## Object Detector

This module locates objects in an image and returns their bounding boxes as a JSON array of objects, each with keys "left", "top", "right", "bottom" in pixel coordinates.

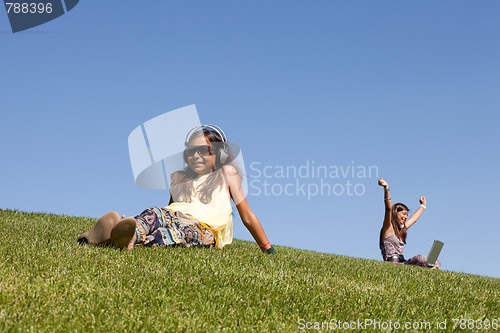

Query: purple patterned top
[{"left": 380, "top": 234, "right": 404, "bottom": 260}]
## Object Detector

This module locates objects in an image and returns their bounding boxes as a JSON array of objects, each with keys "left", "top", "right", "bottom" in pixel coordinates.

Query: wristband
[
  {"left": 420, "top": 204, "right": 426, "bottom": 209},
  {"left": 384, "top": 187, "right": 390, "bottom": 192},
  {"left": 384, "top": 197, "right": 391, "bottom": 201},
  {"left": 264, "top": 246, "right": 276, "bottom": 254}
]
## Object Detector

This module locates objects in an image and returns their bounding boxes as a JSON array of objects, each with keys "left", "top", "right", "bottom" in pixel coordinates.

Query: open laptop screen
[{"left": 427, "top": 240, "right": 444, "bottom": 266}]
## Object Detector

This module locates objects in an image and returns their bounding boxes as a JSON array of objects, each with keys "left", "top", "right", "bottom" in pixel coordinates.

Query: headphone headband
[{"left": 184, "top": 124, "right": 228, "bottom": 146}]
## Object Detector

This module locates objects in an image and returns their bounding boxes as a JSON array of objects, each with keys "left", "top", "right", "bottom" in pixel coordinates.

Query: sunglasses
[{"left": 184, "top": 145, "right": 213, "bottom": 157}]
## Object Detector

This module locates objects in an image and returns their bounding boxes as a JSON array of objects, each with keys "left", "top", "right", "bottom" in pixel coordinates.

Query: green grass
[{"left": 0, "top": 209, "right": 499, "bottom": 332}]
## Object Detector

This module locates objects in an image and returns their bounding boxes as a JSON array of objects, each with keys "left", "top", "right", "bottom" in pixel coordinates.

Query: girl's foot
[
  {"left": 126, "top": 233, "right": 137, "bottom": 250},
  {"left": 76, "top": 211, "right": 120, "bottom": 245},
  {"left": 110, "top": 217, "right": 136, "bottom": 249}
]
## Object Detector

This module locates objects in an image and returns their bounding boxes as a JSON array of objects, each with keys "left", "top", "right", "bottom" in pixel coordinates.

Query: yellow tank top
[{"left": 166, "top": 173, "right": 233, "bottom": 248}]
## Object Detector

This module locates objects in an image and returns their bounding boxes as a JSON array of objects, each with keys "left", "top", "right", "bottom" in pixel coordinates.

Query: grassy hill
[{"left": 0, "top": 209, "right": 499, "bottom": 332}]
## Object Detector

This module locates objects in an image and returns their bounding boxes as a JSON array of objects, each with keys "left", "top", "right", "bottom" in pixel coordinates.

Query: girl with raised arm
[
  {"left": 378, "top": 177, "right": 439, "bottom": 268},
  {"left": 77, "top": 125, "right": 275, "bottom": 254}
]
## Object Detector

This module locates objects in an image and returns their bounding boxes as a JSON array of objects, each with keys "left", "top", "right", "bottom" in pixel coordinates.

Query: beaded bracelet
[{"left": 259, "top": 241, "right": 270, "bottom": 248}]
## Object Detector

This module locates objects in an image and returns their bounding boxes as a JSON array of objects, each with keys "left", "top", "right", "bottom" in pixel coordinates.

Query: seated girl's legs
[
  {"left": 116, "top": 207, "right": 215, "bottom": 249},
  {"left": 404, "top": 255, "right": 441, "bottom": 269},
  {"left": 131, "top": 207, "right": 184, "bottom": 247},
  {"left": 133, "top": 207, "right": 165, "bottom": 245},
  {"left": 404, "top": 254, "right": 428, "bottom": 267},
  {"left": 173, "top": 210, "right": 215, "bottom": 248}
]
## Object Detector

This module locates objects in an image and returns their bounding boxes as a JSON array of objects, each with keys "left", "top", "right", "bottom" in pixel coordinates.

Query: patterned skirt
[{"left": 134, "top": 207, "right": 215, "bottom": 248}]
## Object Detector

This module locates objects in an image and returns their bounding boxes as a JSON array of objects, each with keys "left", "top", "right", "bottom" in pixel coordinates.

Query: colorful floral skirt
[{"left": 134, "top": 207, "right": 215, "bottom": 248}]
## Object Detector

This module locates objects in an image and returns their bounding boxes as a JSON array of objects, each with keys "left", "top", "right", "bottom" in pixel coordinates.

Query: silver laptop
[{"left": 427, "top": 240, "right": 444, "bottom": 267}]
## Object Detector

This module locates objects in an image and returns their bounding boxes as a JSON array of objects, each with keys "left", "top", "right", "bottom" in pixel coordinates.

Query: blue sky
[{"left": 1, "top": 1, "right": 499, "bottom": 278}]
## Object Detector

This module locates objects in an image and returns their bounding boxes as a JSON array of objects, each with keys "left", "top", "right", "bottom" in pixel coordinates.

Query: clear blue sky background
[{"left": 1, "top": 1, "right": 499, "bottom": 278}]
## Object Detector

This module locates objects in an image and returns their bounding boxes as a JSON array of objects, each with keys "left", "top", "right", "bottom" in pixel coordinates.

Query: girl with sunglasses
[
  {"left": 378, "top": 177, "right": 440, "bottom": 268},
  {"left": 77, "top": 126, "right": 275, "bottom": 254}
]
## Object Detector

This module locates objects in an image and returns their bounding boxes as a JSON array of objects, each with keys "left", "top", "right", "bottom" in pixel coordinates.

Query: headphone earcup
[
  {"left": 183, "top": 150, "right": 188, "bottom": 163},
  {"left": 218, "top": 144, "right": 229, "bottom": 164}
]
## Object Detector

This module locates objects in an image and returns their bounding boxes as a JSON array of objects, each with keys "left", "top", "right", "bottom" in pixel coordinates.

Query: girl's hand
[
  {"left": 378, "top": 178, "right": 389, "bottom": 188},
  {"left": 419, "top": 196, "right": 426, "bottom": 206}
]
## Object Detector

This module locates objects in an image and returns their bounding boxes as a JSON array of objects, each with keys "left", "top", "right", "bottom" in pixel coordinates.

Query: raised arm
[
  {"left": 378, "top": 178, "right": 392, "bottom": 235},
  {"left": 405, "top": 196, "right": 426, "bottom": 229}
]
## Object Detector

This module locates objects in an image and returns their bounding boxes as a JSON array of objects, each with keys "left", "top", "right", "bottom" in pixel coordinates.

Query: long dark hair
[
  {"left": 170, "top": 128, "right": 241, "bottom": 204},
  {"left": 379, "top": 202, "right": 409, "bottom": 244},
  {"left": 391, "top": 202, "right": 409, "bottom": 243}
]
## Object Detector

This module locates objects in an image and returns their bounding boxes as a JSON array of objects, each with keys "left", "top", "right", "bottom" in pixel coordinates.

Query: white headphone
[{"left": 184, "top": 124, "right": 230, "bottom": 164}]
